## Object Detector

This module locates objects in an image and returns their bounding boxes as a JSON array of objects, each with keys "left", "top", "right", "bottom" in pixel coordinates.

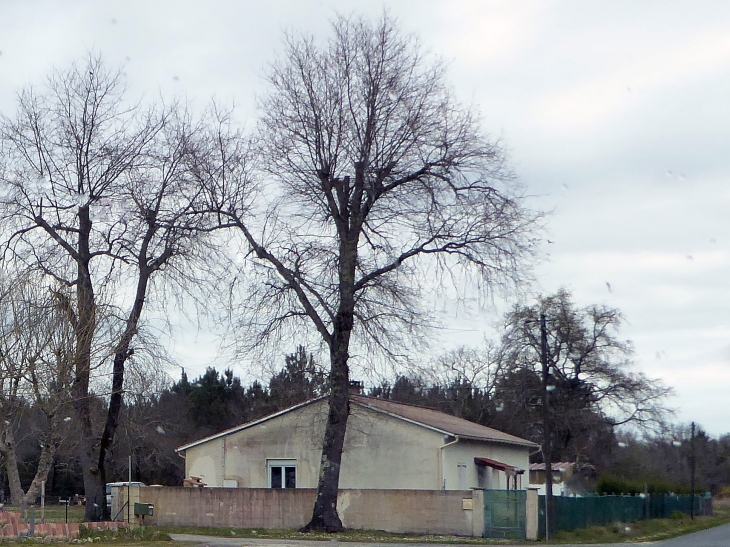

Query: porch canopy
[{"left": 474, "top": 457, "right": 525, "bottom": 490}]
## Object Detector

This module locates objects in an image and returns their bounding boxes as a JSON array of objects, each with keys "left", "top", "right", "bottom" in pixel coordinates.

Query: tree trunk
[
  {"left": 78, "top": 443, "right": 104, "bottom": 521},
  {"left": 0, "top": 429, "right": 25, "bottom": 506},
  {"left": 97, "top": 270, "right": 150, "bottom": 519},
  {"left": 301, "top": 223, "right": 359, "bottom": 532},
  {"left": 301, "top": 334, "right": 350, "bottom": 532},
  {"left": 0, "top": 427, "right": 59, "bottom": 508},
  {"left": 96, "top": 349, "right": 132, "bottom": 519},
  {"left": 72, "top": 206, "right": 107, "bottom": 521},
  {"left": 21, "top": 437, "right": 58, "bottom": 506},
  {"left": 298, "top": 206, "right": 363, "bottom": 533},
  {"left": 96, "top": 351, "right": 125, "bottom": 519}
]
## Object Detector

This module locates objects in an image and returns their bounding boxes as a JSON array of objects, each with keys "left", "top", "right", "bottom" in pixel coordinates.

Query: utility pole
[
  {"left": 540, "top": 312, "right": 553, "bottom": 541},
  {"left": 690, "top": 421, "right": 695, "bottom": 520}
]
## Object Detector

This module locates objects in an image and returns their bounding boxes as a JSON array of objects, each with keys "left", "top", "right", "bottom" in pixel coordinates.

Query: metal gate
[{"left": 483, "top": 489, "right": 526, "bottom": 540}]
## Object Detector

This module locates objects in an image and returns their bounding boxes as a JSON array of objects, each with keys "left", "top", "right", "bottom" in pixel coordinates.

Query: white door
[{"left": 457, "top": 463, "right": 467, "bottom": 490}]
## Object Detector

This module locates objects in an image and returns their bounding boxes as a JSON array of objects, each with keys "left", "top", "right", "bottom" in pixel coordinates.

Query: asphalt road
[
  {"left": 170, "top": 522, "right": 730, "bottom": 547},
  {"left": 655, "top": 522, "right": 730, "bottom": 546}
]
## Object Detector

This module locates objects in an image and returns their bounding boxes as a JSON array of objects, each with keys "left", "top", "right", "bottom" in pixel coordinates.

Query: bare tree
[
  {"left": 498, "top": 288, "right": 673, "bottom": 460},
  {"left": 0, "top": 272, "right": 74, "bottom": 507},
  {"left": 0, "top": 56, "right": 212, "bottom": 519},
  {"left": 197, "top": 14, "right": 538, "bottom": 531},
  {"left": 422, "top": 344, "right": 503, "bottom": 420},
  {"left": 427, "top": 344, "right": 502, "bottom": 392}
]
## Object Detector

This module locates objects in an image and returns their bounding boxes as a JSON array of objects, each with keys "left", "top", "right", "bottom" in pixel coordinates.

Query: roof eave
[
  {"left": 352, "top": 399, "right": 537, "bottom": 448},
  {"left": 457, "top": 434, "right": 540, "bottom": 448}
]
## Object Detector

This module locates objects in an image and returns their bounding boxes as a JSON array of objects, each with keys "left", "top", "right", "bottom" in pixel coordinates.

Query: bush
[
  {"left": 596, "top": 475, "right": 642, "bottom": 495},
  {"left": 595, "top": 474, "right": 704, "bottom": 496}
]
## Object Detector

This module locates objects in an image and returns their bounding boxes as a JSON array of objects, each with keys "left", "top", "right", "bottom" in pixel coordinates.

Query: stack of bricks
[
  {"left": 0, "top": 512, "right": 29, "bottom": 538},
  {"left": 0, "top": 512, "right": 129, "bottom": 539}
]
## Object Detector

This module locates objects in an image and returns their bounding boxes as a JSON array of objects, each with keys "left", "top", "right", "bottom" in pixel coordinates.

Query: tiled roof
[
  {"left": 176, "top": 393, "right": 539, "bottom": 453},
  {"left": 529, "top": 462, "right": 574, "bottom": 472},
  {"left": 351, "top": 395, "right": 539, "bottom": 448}
]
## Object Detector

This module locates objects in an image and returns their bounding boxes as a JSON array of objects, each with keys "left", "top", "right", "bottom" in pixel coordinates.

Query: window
[{"left": 267, "top": 459, "right": 296, "bottom": 489}]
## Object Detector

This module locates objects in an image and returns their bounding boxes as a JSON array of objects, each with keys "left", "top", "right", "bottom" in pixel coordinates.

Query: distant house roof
[
  {"left": 529, "top": 462, "right": 575, "bottom": 472},
  {"left": 351, "top": 395, "right": 538, "bottom": 448},
  {"left": 176, "top": 394, "right": 538, "bottom": 454}
]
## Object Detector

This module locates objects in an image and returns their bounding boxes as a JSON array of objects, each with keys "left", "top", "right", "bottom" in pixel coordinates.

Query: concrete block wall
[
  {"left": 338, "top": 489, "right": 474, "bottom": 535},
  {"left": 139, "top": 487, "right": 478, "bottom": 536},
  {"left": 139, "top": 487, "right": 317, "bottom": 529}
]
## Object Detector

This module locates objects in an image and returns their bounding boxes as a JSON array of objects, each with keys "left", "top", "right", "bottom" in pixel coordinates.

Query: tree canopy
[{"left": 495, "top": 289, "right": 673, "bottom": 464}]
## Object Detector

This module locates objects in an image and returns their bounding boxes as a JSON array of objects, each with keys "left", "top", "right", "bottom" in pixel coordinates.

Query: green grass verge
[
  {"left": 79, "top": 526, "right": 171, "bottom": 543},
  {"left": 1, "top": 504, "right": 86, "bottom": 523},
  {"left": 552, "top": 507, "right": 730, "bottom": 544},
  {"left": 159, "top": 508, "right": 730, "bottom": 545},
  {"left": 158, "top": 526, "right": 510, "bottom": 544}
]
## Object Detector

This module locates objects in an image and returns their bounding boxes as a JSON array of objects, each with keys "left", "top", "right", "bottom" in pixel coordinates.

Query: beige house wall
[
  {"left": 442, "top": 439, "right": 530, "bottom": 491},
  {"left": 186, "top": 402, "right": 327, "bottom": 489},
  {"left": 340, "top": 404, "right": 442, "bottom": 489},
  {"left": 183, "top": 400, "right": 529, "bottom": 492},
  {"left": 184, "top": 400, "right": 446, "bottom": 490},
  {"left": 186, "top": 438, "right": 226, "bottom": 487}
]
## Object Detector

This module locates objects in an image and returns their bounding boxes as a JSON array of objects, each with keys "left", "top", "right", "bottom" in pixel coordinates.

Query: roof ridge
[{"left": 350, "top": 393, "right": 444, "bottom": 412}]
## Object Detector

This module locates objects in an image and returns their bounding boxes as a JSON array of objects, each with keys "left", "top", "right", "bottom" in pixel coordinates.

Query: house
[
  {"left": 528, "top": 462, "right": 576, "bottom": 496},
  {"left": 176, "top": 394, "right": 538, "bottom": 491}
]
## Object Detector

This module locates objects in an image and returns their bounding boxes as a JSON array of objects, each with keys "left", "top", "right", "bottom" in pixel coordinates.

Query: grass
[
  {"left": 1, "top": 504, "right": 86, "bottom": 523},
  {"left": 552, "top": 506, "right": 730, "bottom": 544},
  {"left": 159, "top": 507, "right": 730, "bottom": 545},
  {"left": 79, "top": 525, "right": 171, "bottom": 543},
  {"left": 158, "top": 526, "right": 507, "bottom": 544}
]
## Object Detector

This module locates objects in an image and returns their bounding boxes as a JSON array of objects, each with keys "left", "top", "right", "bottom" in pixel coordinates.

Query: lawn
[
  {"left": 1, "top": 503, "right": 86, "bottom": 523},
  {"left": 157, "top": 526, "right": 497, "bottom": 544},
  {"left": 157, "top": 506, "right": 730, "bottom": 545},
  {"left": 552, "top": 506, "right": 730, "bottom": 544}
]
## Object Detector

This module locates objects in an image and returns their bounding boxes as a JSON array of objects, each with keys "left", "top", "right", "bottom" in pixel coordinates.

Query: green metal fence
[
  {"left": 483, "top": 489, "right": 526, "bottom": 540},
  {"left": 537, "top": 493, "right": 713, "bottom": 538}
]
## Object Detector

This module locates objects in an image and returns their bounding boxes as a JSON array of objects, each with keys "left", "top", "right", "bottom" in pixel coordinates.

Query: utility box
[{"left": 134, "top": 503, "right": 154, "bottom": 517}]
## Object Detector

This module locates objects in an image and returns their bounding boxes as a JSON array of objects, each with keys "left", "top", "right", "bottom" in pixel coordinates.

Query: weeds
[{"left": 553, "top": 507, "right": 730, "bottom": 544}]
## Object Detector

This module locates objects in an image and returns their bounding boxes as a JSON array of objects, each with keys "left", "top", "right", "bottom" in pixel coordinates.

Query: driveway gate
[{"left": 483, "top": 489, "right": 526, "bottom": 540}]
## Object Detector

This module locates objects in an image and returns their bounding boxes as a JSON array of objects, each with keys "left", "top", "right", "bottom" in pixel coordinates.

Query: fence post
[
  {"left": 526, "top": 488, "right": 539, "bottom": 540},
  {"left": 471, "top": 489, "right": 485, "bottom": 537}
]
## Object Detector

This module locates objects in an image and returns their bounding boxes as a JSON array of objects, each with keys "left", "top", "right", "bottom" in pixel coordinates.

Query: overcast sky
[{"left": 1, "top": 1, "right": 728, "bottom": 436}]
